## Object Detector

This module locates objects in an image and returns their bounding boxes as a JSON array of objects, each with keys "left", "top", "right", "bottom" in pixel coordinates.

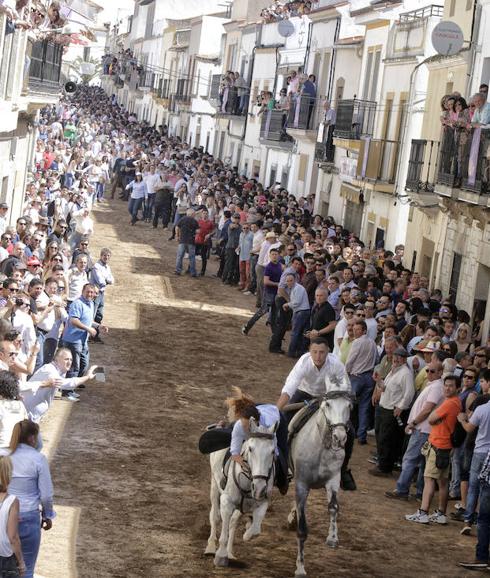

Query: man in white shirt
[
  {"left": 386, "top": 360, "right": 444, "bottom": 500},
  {"left": 0, "top": 203, "right": 8, "bottom": 236},
  {"left": 23, "top": 347, "right": 98, "bottom": 410},
  {"left": 276, "top": 338, "right": 355, "bottom": 490},
  {"left": 370, "top": 347, "right": 415, "bottom": 477}
]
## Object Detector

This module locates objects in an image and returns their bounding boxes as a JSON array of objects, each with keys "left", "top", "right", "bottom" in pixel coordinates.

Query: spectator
[
  {"left": 406, "top": 375, "right": 462, "bottom": 525},
  {"left": 345, "top": 320, "right": 378, "bottom": 445},
  {"left": 0, "top": 455, "right": 25, "bottom": 577}
]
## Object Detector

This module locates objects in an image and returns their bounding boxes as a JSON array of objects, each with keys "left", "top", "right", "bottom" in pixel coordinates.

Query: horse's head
[
  {"left": 244, "top": 419, "right": 277, "bottom": 501},
  {"left": 320, "top": 390, "right": 353, "bottom": 451}
]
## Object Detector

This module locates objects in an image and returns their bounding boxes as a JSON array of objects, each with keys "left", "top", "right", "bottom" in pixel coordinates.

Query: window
[
  {"left": 281, "top": 168, "right": 289, "bottom": 188},
  {"left": 145, "top": 2, "right": 155, "bottom": 38},
  {"left": 449, "top": 0, "right": 456, "bottom": 16},
  {"left": 449, "top": 252, "right": 462, "bottom": 301},
  {"left": 466, "top": 0, "right": 473, "bottom": 9},
  {"left": 362, "top": 49, "right": 381, "bottom": 102}
]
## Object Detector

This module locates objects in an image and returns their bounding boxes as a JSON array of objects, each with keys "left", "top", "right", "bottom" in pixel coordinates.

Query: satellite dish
[
  {"left": 431, "top": 21, "right": 464, "bottom": 56},
  {"left": 278, "top": 19, "right": 295, "bottom": 38}
]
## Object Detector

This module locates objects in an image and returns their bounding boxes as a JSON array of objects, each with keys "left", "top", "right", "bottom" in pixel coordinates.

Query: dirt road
[{"left": 47, "top": 199, "right": 477, "bottom": 578}]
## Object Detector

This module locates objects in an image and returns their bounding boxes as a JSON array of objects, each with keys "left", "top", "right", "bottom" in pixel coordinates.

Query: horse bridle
[
  {"left": 319, "top": 390, "right": 353, "bottom": 443},
  {"left": 232, "top": 431, "right": 275, "bottom": 512}
]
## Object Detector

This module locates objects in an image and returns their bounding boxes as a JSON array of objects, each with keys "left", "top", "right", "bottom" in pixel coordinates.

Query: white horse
[
  {"left": 288, "top": 390, "right": 353, "bottom": 578},
  {"left": 205, "top": 419, "right": 277, "bottom": 567}
]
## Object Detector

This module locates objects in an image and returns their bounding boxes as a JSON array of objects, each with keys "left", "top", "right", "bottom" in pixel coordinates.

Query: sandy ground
[{"left": 37, "top": 198, "right": 481, "bottom": 578}]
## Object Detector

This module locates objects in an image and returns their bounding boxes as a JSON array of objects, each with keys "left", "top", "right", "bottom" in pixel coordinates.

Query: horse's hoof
[
  {"left": 204, "top": 547, "right": 216, "bottom": 557},
  {"left": 243, "top": 529, "right": 259, "bottom": 542},
  {"left": 214, "top": 556, "right": 229, "bottom": 567},
  {"left": 326, "top": 537, "right": 338, "bottom": 549},
  {"left": 295, "top": 573, "right": 307, "bottom": 578}
]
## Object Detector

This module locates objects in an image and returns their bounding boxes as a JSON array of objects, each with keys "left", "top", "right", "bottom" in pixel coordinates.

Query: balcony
[
  {"left": 333, "top": 99, "right": 377, "bottom": 141},
  {"left": 286, "top": 95, "right": 320, "bottom": 143},
  {"left": 405, "top": 128, "right": 490, "bottom": 207},
  {"left": 405, "top": 139, "right": 440, "bottom": 193},
  {"left": 259, "top": 109, "right": 294, "bottom": 148},
  {"left": 209, "top": 75, "right": 250, "bottom": 118},
  {"left": 28, "top": 41, "right": 62, "bottom": 94},
  {"left": 356, "top": 139, "right": 399, "bottom": 188}
]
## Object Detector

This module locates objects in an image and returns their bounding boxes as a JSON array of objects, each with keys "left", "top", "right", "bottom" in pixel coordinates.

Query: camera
[{"left": 15, "top": 298, "right": 25, "bottom": 307}]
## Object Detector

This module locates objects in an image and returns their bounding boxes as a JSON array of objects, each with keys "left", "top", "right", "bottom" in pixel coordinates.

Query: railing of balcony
[
  {"left": 287, "top": 95, "right": 318, "bottom": 131},
  {"left": 405, "top": 139, "right": 440, "bottom": 193},
  {"left": 398, "top": 4, "right": 443, "bottom": 21},
  {"left": 260, "top": 109, "right": 289, "bottom": 142},
  {"left": 333, "top": 99, "right": 377, "bottom": 140},
  {"left": 405, "top": 128, "right": 490, "bottom": 195},
  {"left": 210, "top": 75, "right": 251, "bottom": 117},
  {"left": 28, "top": 40, "right": 62, "bottom": 91}
]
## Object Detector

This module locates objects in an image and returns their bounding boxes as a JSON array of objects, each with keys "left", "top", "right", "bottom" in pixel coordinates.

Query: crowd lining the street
[
  {"left": 1, "top": 78, "right": 490, "bottom": 574},
  {"left": 0, "top": 86, "right": 113, "bottom": 576}
]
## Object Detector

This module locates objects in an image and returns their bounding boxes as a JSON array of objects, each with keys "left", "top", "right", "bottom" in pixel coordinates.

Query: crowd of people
[
  {"left": 440, "top": 83, "right": 490, "bottom": 188},
  {"left": 0, "top": 86, "right": 114, "bottom": 576},
  {"left": 260, "top": 0, "right": 318, "bottom": 22},
  {"left": 96, "top": 85, "right": 490, "bottom": 567},
  {"left": 1, "top": 76, "right": 488, "bottom": 574}
]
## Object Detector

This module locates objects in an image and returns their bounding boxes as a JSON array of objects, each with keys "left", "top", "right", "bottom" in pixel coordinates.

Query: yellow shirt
[
  {"left": 415, "top": 366, "right": 428, "bottom": 392},
  {"left": 340, "top": 337, "right": 354, "bottom": 365}
]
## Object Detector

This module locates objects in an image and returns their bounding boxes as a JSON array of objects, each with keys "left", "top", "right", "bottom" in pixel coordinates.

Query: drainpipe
[
  {"left": 327, "top": 17, "right": 341, "bottom": 102},
  {"left": 465, "top": 0, "right": 482, "bottom": 98}
]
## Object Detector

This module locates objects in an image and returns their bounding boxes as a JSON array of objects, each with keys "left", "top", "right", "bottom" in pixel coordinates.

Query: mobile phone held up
[{"left": 94, "top": 367, "right": 106, "bottom": 382}]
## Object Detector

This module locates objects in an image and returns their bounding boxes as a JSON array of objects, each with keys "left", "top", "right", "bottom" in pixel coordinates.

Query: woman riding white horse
[{"left": 205, "top": 388, "right": 285, "bottom": 566}]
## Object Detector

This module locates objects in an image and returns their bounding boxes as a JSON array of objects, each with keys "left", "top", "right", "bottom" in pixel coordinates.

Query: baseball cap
[{"left": 0, "top": 203, "right": 8, "bottom": 210}]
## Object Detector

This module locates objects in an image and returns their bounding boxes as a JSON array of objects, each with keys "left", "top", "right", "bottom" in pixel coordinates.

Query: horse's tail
[{"left": 225, "top": 386, "right": 255, "bottom": 421}]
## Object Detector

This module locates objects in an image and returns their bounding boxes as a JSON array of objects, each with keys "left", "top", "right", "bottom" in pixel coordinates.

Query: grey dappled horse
[
  {"left": 205, "top": 419, "right": 277, "bottom": 567},
  {"left": 288, "top": 389, "right": 353, "bottom": 578}
]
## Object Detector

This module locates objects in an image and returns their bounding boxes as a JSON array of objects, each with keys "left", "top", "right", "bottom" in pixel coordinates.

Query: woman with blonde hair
[
  {"left": 8, "top": 421, "right": 55, "bottom": 578},
  {"left": 0, "top": 455, "right": 25, "bottom": 576},
  {"left": 455, "top": 322, "right": 473, "bottom": 353}
]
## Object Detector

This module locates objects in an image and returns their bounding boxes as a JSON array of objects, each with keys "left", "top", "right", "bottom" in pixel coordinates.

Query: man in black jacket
[{"left": 306, "top": 286, "right": 337, "bottom": 352}]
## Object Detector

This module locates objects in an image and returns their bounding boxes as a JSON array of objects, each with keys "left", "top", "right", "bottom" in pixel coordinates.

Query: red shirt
[{"left": 195, "top": 219, "right": 214, "bottom": 244}]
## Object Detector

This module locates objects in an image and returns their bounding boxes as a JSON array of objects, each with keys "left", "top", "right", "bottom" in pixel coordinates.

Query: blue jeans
[
  {"left": 450, "top": 444, "right": 464, "bottom": 497},
  {"left": 64, "top": 172, "right": 74, "bottom": 189},
  {"left": 175, "top": 244, "right": 196, "bottom": 276},
  {"left": 244, "top": 291, "right": 275, "bottom": 334},
  {"left": 465, "top": 452, "right": 487, "bottom": 524},
  {"left": 93, "top": 291, "right": 105, "bottom": 324},
  {"left": 96, "top": 182, "right": 105, "bottom": 200},
  {"left": 0, "top": 553, "right": 18, "bottom": 576},
  {"left": 60, "top": 340, "right": 89, "bottom": 378},
  {"left": 143, "top": 194, "right": 155, "bottom": 220},
  {"left": 349, "top": 372, "right": 374, "bottom": 442},
  {"left": 19, "top": 510, "right": 41, "bottom": 578},
  {"left": 288, "top": 310, "right": 310, "bottom": 357},
  {"left": 477, "top": 482, "right": 490, "bottom": 562},
  {"left": 128, "top": 197, "right": 144, "bottom": 224},
  {"left": 396, "top": 429, "right": 428, "bottom": 496}
]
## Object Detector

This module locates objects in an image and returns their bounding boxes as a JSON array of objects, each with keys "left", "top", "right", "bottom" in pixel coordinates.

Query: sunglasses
[
  {"left": 475, "top": 353, "right": 487, "bottom": 358},
  {"left": 57, "top": 286, "right": 65, "bottom": 291},
  {"left": 3, "top": 237, "right": 11, "bottom": 241},
  {"left": 18, "top": 222, "right": 27, "bottom": 226},
  {"left": 8, "top": 288, "right": 18, "bottom": 292},
  {"left": 464, "top": 374, "right": 476, "bottom": 379},
  {"left": 427, "top": 369, "right": 439, "bottom": 374}
]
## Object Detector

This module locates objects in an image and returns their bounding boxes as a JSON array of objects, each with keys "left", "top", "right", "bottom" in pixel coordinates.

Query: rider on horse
[
  {"left": 226, "top": 387, "right": 289, "bottom": 494},
  {"left": 276, "top": 337, "right": 357, "bottom": 491}
]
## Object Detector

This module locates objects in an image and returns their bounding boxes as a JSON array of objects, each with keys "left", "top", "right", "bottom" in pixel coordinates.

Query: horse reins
[{"left": 232, "top": 431, "right": 275, "bottom": 514}]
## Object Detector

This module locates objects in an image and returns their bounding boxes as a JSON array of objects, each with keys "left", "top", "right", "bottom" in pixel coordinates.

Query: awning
[{"left": 340, "top": 183, "right": 362, "bottom": 204}]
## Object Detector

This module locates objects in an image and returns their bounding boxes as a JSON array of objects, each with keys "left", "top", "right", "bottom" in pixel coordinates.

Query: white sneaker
[
  {"left": 429, "top": 510, "right": 447, "bottom": 525},
  {"left": 405, "top": 509, "right": 429, "bottom": 524},
  {"left": 243, "top": 291, "right": 252, "bottom": 295},
  {"left": 367, "top": 429, "right": 375, "bottom": 437},
  {"left": 461, "top": 525, "right": 472, "bottom": 535}
]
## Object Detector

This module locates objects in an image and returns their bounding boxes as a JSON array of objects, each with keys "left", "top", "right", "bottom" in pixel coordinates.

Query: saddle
[{"left": 287, "top": 399, "right": 320, "bottom": 446}]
